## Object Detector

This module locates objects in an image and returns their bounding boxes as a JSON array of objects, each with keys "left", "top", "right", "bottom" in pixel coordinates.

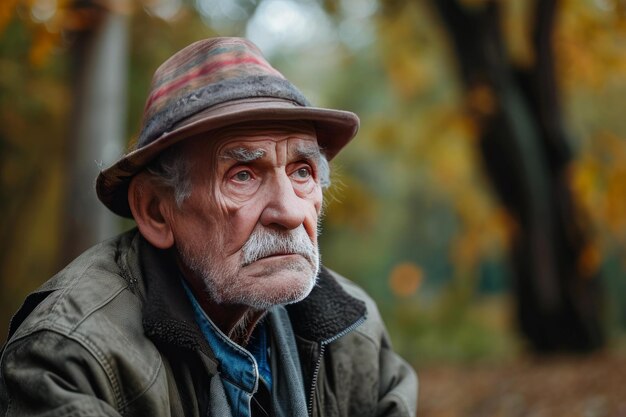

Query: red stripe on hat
[{"left": 145, "top": 56, "right": 279, "bottom": 112}]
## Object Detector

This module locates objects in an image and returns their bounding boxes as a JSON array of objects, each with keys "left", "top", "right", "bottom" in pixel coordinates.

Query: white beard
[{"left": 178, "top": 224, "right": 319, "bottom": 309}]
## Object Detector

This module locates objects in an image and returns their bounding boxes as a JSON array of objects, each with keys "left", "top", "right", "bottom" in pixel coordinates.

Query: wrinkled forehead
[
  {"left": 184, "top": 120, "right": 320, "bottom": 158},
  {"left": 214, "top": 120, "right": 318, "bottom": 148},
  {"left": 176, "top": 120, "right": 322, "bottom": 165}
]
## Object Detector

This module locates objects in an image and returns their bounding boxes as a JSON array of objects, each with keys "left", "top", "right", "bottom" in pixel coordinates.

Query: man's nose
[{"left": 259, "top": 172, "right": 306, "bottom": 231}]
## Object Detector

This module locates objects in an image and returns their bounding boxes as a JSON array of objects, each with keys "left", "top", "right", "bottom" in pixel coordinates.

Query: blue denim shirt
[{"left": 182, "top": 282, "right": 271, "bottom": 417}]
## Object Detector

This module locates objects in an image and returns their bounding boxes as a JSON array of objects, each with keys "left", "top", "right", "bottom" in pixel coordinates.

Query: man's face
[{"left": 167, "top": 121, "right": 324, "bottom": 310}]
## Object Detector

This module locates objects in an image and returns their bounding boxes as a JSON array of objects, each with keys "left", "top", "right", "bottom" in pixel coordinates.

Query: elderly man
[{"left": 0, "top": 38, "right": 417, "bottom": 416}]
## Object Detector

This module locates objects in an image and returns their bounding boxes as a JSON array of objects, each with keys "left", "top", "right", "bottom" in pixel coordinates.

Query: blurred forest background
[{"left": 2, "top": 0, "right": 626, "bottom": 415}]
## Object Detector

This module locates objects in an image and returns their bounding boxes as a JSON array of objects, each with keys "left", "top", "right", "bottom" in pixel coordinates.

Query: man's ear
[{"left": 128, "top": 173, "right": 175, "bottom": 249}]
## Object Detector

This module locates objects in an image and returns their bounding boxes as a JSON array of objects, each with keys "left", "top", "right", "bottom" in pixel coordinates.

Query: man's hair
[
  {"left": 146, "top": 145, "right": 331, "bottom": 209},
  {"left": 146, "top": 145, "right": 193, "bottom": 207}
]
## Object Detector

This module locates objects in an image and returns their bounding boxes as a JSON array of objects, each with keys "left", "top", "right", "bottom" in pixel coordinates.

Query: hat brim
[{"left": 96, "top": 97, "right": 359, "bottom": 218}]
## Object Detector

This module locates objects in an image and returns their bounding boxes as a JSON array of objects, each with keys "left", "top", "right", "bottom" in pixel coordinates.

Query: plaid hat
[{"left": 96, "top": 37, "right": 359, "bottom": 218}]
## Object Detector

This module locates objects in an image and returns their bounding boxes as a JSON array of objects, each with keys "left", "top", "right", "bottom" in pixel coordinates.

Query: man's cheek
[
  {"left": 312, "top": 185, "right": 323, "bottom": 214},
  {"left": 225, "top": 204, "right": 263, "bottom": 244}
]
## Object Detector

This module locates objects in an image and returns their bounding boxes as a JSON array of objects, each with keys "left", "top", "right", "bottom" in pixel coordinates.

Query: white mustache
[{"left": 241, "top": 225, "right": 317, "bottom": 267}]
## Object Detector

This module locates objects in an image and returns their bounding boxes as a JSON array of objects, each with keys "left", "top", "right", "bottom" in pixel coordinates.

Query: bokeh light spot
[{"left": 389, "top": 262, "right": 423, "bottom": 298}]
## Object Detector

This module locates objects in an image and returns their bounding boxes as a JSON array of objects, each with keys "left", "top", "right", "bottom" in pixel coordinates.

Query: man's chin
[
  {"left": 244, "top": 276, "right": 316, "bottom": 309},
  {"left": 233, "top": 257, "right": 318, "bottom": 308},
  {"left": 244, "top": 254, "right": 316, "bottom": 277}
]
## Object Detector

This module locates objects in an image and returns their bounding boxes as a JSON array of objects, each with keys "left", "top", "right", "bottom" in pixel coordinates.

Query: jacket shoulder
[
  {"left": 318, "top": 270, "right": 418, "bottom": 417},
  {"left": 8, "top": 230, "right": 140, "bottom": 342},
  {"left": 2, "top": 230, "right": 165, "bottom": 413}
]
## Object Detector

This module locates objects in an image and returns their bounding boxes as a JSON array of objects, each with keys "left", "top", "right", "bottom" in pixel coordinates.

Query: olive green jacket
[{"left": 0, "top": 230, "right": 417, "bottom": 416}]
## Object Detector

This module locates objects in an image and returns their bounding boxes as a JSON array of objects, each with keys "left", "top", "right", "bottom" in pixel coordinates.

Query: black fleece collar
[
  {"left": 138, "top": 237, "right": 366, "bottom": 350},
  {"left": 139, "top": 238, "right": 210, "bottom": 354},
  {"left": 285, "top": 268, "right": 367, "bottom": 343}
]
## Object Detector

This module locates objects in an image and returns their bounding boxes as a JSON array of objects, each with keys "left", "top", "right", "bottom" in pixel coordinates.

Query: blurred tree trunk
[
  {"left": 429, "top": 0, "right": 604, "bottom": 352},
  {"left": 61, "top": 2, "right": 129, "bottom": 265}
]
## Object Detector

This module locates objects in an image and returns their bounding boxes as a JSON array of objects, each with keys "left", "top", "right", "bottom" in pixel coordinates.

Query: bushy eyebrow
[
  {"left": 219, "top": 144, "right": 321, "bottom": 163},
  {"left": 219, "top": 147, "right": 266, "bottom": 162},
  {"left": 292, "top": 144, "right": 321, "bottom": 162}
]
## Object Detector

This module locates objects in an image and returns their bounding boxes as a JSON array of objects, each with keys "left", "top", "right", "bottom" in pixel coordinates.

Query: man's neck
[
  {"left": 196, "top": 294, "right": 267, "bottom": 346},
  {"left": 177, "top": 259, "right": 266, "bottom": 346}
]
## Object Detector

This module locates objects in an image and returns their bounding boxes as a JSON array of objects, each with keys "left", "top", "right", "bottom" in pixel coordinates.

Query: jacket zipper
[{"left": 306, "top": 315, "right": 366, "bottom": 417}]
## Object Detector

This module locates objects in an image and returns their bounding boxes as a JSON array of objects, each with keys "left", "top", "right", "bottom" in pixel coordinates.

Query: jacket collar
[
  {"left": 285, "top": 268, "right": 367, "bottom": 343},
  {"left": 135, "top": 234, "right": 366, "bottom": 350},
  {"left": 137, "top": 236, "right": 211, "bottom": 354}
]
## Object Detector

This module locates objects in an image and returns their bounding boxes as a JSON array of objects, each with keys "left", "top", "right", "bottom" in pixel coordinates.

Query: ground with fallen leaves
[{"left": 416, "top": 352, "right": 626, "bottom": 417}]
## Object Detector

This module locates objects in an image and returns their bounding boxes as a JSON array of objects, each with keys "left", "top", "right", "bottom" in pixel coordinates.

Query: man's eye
[
  {"left": 234, "top": 171, "right": 252, "bottom": 181},
  {"left": 294, "top": 167, "right": 311, "bottom": 179}
]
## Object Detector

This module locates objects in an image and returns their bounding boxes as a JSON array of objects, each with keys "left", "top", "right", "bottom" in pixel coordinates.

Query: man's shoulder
[
  {"left": 1, "top": 230, "right": 167, "bottom": 413},
  {"left": 6, "top": 229, "right": 144, "bottom": 345}
]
